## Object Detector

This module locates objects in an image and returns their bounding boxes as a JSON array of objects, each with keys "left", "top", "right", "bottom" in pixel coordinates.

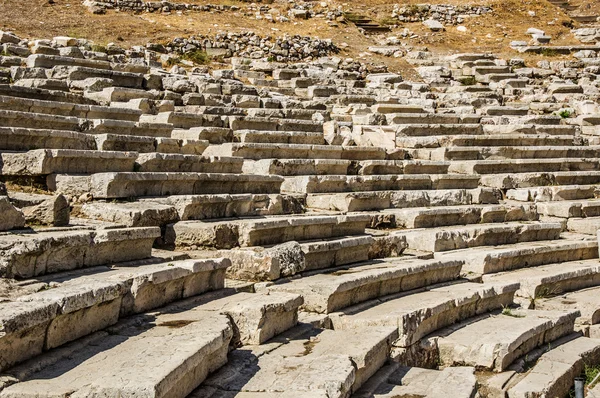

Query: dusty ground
[{"left": 0, "top": 0, "right": 586, "bottom": 77}]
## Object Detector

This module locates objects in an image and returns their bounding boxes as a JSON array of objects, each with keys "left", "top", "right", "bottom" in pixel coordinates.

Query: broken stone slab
[
  {"left": 166, "top": 214, "right": 369, "bottom": 250},
  {"left": 0, "top": 149, "right": 137, "bottom": 175},
  {"left": 1, "top": 311, "right": 233, "bottom": 398},
  {"left": 269, "top": 257, "right": 463, "bottom": 314},
  {"left": 0, "top": 197, "right": 25, "bottom": 232},
  {"left": 431, "top": 309, "right": 580, "bottom": 371},
  {"left": 398, "top": 221, "right": 562, "bottom": 252},
  {"left": 9, "top": 192, "right": 70, "bottom": 226},
  {"left": 223, "top": 235, "right": 376, "bottom": 281},
  {"left": 0, "top": 226, "right": 160, "bottom": 278}
]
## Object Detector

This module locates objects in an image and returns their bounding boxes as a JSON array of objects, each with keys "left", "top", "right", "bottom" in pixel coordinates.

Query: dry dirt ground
[{"left": 0, "top": 0, "right": 587, "bottom": 77}]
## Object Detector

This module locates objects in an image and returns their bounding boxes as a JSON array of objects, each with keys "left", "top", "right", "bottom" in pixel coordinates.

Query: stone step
[
  {"left": 142, "top": 111, "right": 224, "bottom": 129},
  {"left": 430, "top": 309, "right": 580, "bottom": 371},
  {"left": 537, "top": 199, "right": 600, "bottom": 218},
  {"left": 357, "top": 160, "right": 450, "bottom": 175},
  {"left": 49, "top": 65, "right": 145, "bottom": 89},
  {"left": 84, "top": 86, "right": 155, "bottom": 104},
  {"left": 269, "top": 257, "right": 464, "bottom": 314},
  {"left": 244, "top": 159, "right": 451, "bottom": 177},
  {"left": 416, "top": 146, "right": 600, "bottom": 161},
  {"left": 244, "top": 158, "right": 352, "bottom": 176},
  {"left": 205, "top": 142, "right": 387, "bottom": 161},
  {"left": 0, "top": 257, "right": 230, "bottom": 371},
  {"left": 86, "top": 119, "right": 173, "bottom": 137},
  {"left": 0, "top": 149, "right": 137, "bottom": 175},
  {"left": 0, "top": 95, "right": 141, "bottom": 121},
  {"left": 0, "top": 109, "right": 80, "bottom": 131},
  {"left": 483, "top": 105, "right": 530, "bottom": 116},
  {"left": 396, "top": 133, "right": 580, "bottom": 149},
  {"left": 484, "top": 259, "right": 600, "bottom": 302},
  {"left": 172, "top": 126, "right": 233, "bottom": 144},
  {"left": 135, "top": 153, "right": 243, "bottom": 173},
  {"left": 144, "top": 193, "right": 304, "bottom": 221},
  {"left": 1, "top": 288, "right": 304, "bottom": 398},
  {"left": 536, "top": 286, "right": 600, "bottom": 332},
  {"left": 387, "top": 114, "right": 481, "bottom": 125},
  {"left": 246, "top": 107, "right": 328, "bottom": 120},
  {"left": 480, "top": 171, "right": 600, "bottom": 189},
  {"left": 397, "top": 221, "right": 562, "bottom": 252},
  {"left": 506, "top": 337, "right": 600, "bottom": 398},
  {"left": 353, "top": 363, "right": 478, "bottom": 398},
  {"left": 381, "top": 203, "right": 537, "bottom": 229},
  {"left": 568, "top": 216, "right": 600, "bottom": 235},
  {"left": 0, "top": 127, "right": 96, "bottom": 151},
  {"left": 193, "top": 323, "right": 398, "bottom": 397},
  {"left": 233, "top": 129, "right": 325, "bottom": 145},
  {"left": 0, "top": 226, "right": 160, "bottom": 278},
  {"left": 224, "top": 233, "right": 405, "bottom": 281},
  {"left": 281, "top": 174, "right": 480, "bottom": 194},
  {"left": 482, "top": 124, "right": 578, "bottom": 136},
  {"left": 166, "top": 214, "right": 370, "bottom": 250},
  {"left": 449, "top": 158, "right": 600, "bottom": 175},
  {"left": 49, "top": 172, "right": 284, "bottom": 199},
  {"left": 395, "top": 124, "right": 483, "bottom": 139},
  {"left": 330, "top": 281, "right": 518, "bottom": 351},
  {"left": 507, "top": 185, "right": 600, "bottom": 202},
  {"left": 26, "top": 54, "right": 111, "bottom": 70},
  {"left": 94, "top": 134, "right": 203, "bottom": 154},
  {"left": 229, "top": 116, "right": 323, "bottom": 133},
  {"left": 306, "top": 187, "right": 500, "bottom": 212},
  {"left": 438, "top": 237, "right": 598, "bottom": 275},
  {"left": 0, "top": 84, "right": 94, "bottom": 105}
]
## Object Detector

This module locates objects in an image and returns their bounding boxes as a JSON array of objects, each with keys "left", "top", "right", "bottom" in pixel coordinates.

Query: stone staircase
[{"left": 1, "top": 31, "right": 600, "bottom": 398}]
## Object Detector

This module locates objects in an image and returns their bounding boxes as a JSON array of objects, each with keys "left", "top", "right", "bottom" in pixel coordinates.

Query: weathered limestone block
[
  {"left": 80, "top": 201, "right": 179, "bottom": 227},
  {"left": 0, "top": 227, "right": 160, "bottom": 278},
  {"left": 1, "top": 312, "right": 233, "bottom": 398},
  {"left": 9, "top": 192, "right": 70, "bottom": 226},
  {"left": 508, "top": 337, "right": 600, "bottom": 398},
  {"left": 0, "top": 196, "right": 25, "bottom": 231},
  {"left": 116, "top": 258, "right": 230, "bottom": 315}
]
